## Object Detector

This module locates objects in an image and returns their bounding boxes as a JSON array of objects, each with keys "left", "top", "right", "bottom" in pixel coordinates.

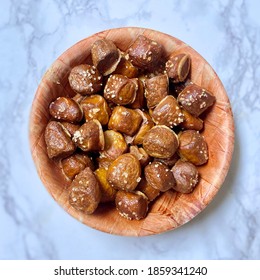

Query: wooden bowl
[{"left": 29, "top": 27, "right": 234, "bottom": 236}]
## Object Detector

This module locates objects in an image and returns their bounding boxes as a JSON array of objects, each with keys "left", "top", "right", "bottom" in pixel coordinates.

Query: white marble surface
[{"left": 0, "top": 0, "right": 259, "bottom": 260}]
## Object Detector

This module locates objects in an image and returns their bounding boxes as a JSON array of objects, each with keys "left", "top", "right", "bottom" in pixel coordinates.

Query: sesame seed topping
[{"left": 200, "top": 101, "right": 207, "bottom": 109}]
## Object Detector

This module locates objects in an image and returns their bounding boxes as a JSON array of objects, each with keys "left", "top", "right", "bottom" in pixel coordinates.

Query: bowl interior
[{"left": 29, "top": 27, "right": 234, "bottom": 236}]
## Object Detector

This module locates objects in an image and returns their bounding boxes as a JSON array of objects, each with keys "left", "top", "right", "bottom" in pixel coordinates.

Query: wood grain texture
[{"left": 29, "top": 27, "right": 235, "bottom": 236}]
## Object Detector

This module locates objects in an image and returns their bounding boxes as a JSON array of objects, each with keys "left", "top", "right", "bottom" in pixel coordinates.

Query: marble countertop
[{"left": 0, "top": 0, "right": 259, "bottom": 260}]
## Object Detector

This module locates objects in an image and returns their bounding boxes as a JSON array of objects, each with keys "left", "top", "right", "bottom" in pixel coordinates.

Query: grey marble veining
[{"left": 0, "top": 0, "right": 259, "bottom": 260}]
